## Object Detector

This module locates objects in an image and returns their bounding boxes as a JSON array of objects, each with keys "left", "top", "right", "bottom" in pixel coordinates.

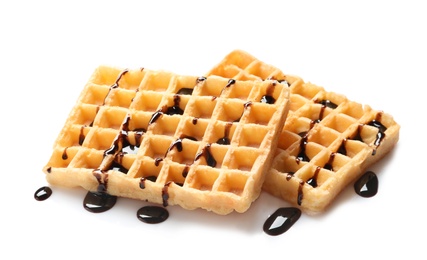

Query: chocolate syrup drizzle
[
  {"left": 217, "top": 122, "right": 232, "bottom": 145},
  {"left": 213, "top": 78, "right": 236, "bottom": 100},
  {"left": 102, "top": 69, "right": 129, "bottom": 105},
  {"left": 194, "top": 143, "right": 217, "bottom": 167}
]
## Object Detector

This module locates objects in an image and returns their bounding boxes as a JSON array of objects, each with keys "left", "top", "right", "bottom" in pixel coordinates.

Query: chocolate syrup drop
[
  {"left": 34, "top": 186, "right": 52, "bottom": 201},
  {"left": 137, "top": 206, "right": 169, "bottom": 224},
  {"left": 83, "top": 191, "right": 117, "bottom": 213},
  {"left": 354, "top": 171, "right": 378, "bottom": 197},
  {"left": 263, "top": 207, "right": 301, "bottom": 236}
]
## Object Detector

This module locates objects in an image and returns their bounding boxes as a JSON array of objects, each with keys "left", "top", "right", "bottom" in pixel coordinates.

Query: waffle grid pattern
[
  {"left": 43, "top": 65, "right": 290, "bottom": 215},
  {"left": 207, "top": 50, "right": 400, "bottom": 214}
]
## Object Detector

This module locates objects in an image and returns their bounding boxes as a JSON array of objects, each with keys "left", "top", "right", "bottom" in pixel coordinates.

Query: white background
[{"left": 1, "top": 1, "right": 425, "bottom": 259}]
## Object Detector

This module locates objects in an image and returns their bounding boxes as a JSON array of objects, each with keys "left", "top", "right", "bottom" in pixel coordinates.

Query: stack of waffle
[{"left": 43, "top": 50, "right": 399, "bottom": 215}]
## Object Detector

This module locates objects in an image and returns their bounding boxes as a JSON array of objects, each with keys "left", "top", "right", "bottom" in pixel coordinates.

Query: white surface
[{"left": 1, "top": 1, "right": 425, "bottom": 259}]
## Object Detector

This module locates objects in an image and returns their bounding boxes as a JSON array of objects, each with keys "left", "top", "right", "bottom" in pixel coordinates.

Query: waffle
[
  {"left": 207, "top": 50, "right": 400, "bottom": 214},
  {"left": 43, "top": 65, "right": 291, "bottom": 215}
]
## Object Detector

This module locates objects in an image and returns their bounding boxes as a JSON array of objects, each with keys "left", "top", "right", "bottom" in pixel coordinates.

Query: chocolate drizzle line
[
  {"left": 102, "top": 69, "right": 129, "bottom": 105},
  {"left": 162, "top": 181, "right": 172, "bottom": 206},
  {"left": 194, "top": 143, "right": 217, "bottom": 167},
  {"left": 213, "top": 78, "right": 236, "bottom": 100},
  {"left": 349, "top": 112, "right": 387, "bottom": 155},
  {"left": 260, "top": 82, "right": 276, "bottom": 104}
]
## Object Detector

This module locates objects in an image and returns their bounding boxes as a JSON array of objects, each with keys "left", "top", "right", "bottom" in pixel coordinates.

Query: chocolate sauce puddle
[
  {"left": 263, "top": 207, "right": 301, "bottom": 236},
  {"left": 83, "top": 191, "right": 117, "bottom": 213},
  {"left": 34, "top": 186, "right": 52, "bottom": 201},
  {"left": 137, "top": 206, "right": 169, "bottom": 224},
  {"left": 354, "top": 171, "right": 378, "bottom": 197}
]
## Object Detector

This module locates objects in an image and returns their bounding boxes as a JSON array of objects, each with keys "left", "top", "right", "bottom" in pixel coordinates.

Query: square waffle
[
  {"left": 43, "top": 65, "right": 290, "bottom": 215},
  {"left": 207, "top": 50, "right": 400, "bottom": 214}
]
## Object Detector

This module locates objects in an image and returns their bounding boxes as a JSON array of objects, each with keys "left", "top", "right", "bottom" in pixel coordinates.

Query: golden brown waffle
[
  {"left": 43, "top": 65, "right": 290, "bottom": 215},
  {"left": 207, "top": 50, "right": 400, "bottom": 214}
]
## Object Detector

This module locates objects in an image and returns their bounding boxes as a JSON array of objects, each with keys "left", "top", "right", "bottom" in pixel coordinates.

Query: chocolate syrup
[
  {"left": 354, "top": 171, "right": 378, "bottom": 197},
  {"left": 154, "top": 158, "right": 163, "bottom": 166},
  {"left": 324, "top": 153, "right": 335, "bottom": 171},
  {"left": 350, "top": 113, "right": 387, "bottom": 155},
  {"left": 166, "top": 95, "right": 184, "bottom": 115},
  {"left": 306, "top": 166, "right": 321, "bottom": 188},
  {"left": 312, "top": 100, "right": 338, "bottom": 124},
  {"left": 317, "top": 99, "right": 338, "bottom": 109},
  {"left": 195, "top": 143, "right": 217, "bottom": 167},
  {"left": 214, "top": 79, "right": 236, "bottom": 100},
  {"left": 149, "top": 106, "right": 167, "bottom": 125},
  {"left": 137, "top": 206, "right": 169, "bottom": 224},
  {"left": 103, "top": 69, "right": 128, "bottom": 105},
  {"left": 216, "top": 122, "right": 232, "bottom": 145},
  {"left": 34, "top": 186, "right": 52, "bottom": 201},
  {"left": 62, "top": 147, "right": 68, "bottom": 160},
  {"left": 108, "top": 156, "right": 128, "bottom": 174},
  {"left": 368, "top": 119, "right": 386, "bottom": 155},
  {"left": 296, "top": 133, "right": 309, "bottom": 163},
  {"left": 260, "top": 95, "right": 275, "bottom": 104},
  {"left": 83, "top": 191, "right": 117, "bottom": 213},
  {"left": 260, "top": 82, "right": 276, "bottom": 104},
  {"left": 263, "top": 207, "right": 301, "bottom": 236},
  {"left": 234, "top": 101, "right": 252, "bottom": 122},
  {"left": 162, "top": 181, "right": 172, "bottom": 207},
  {"left": 93, "top": 169, "right": 108, "bottom": 193},
  {"left": 104, "top": 133, "right": 122, "bottom": 156}
]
